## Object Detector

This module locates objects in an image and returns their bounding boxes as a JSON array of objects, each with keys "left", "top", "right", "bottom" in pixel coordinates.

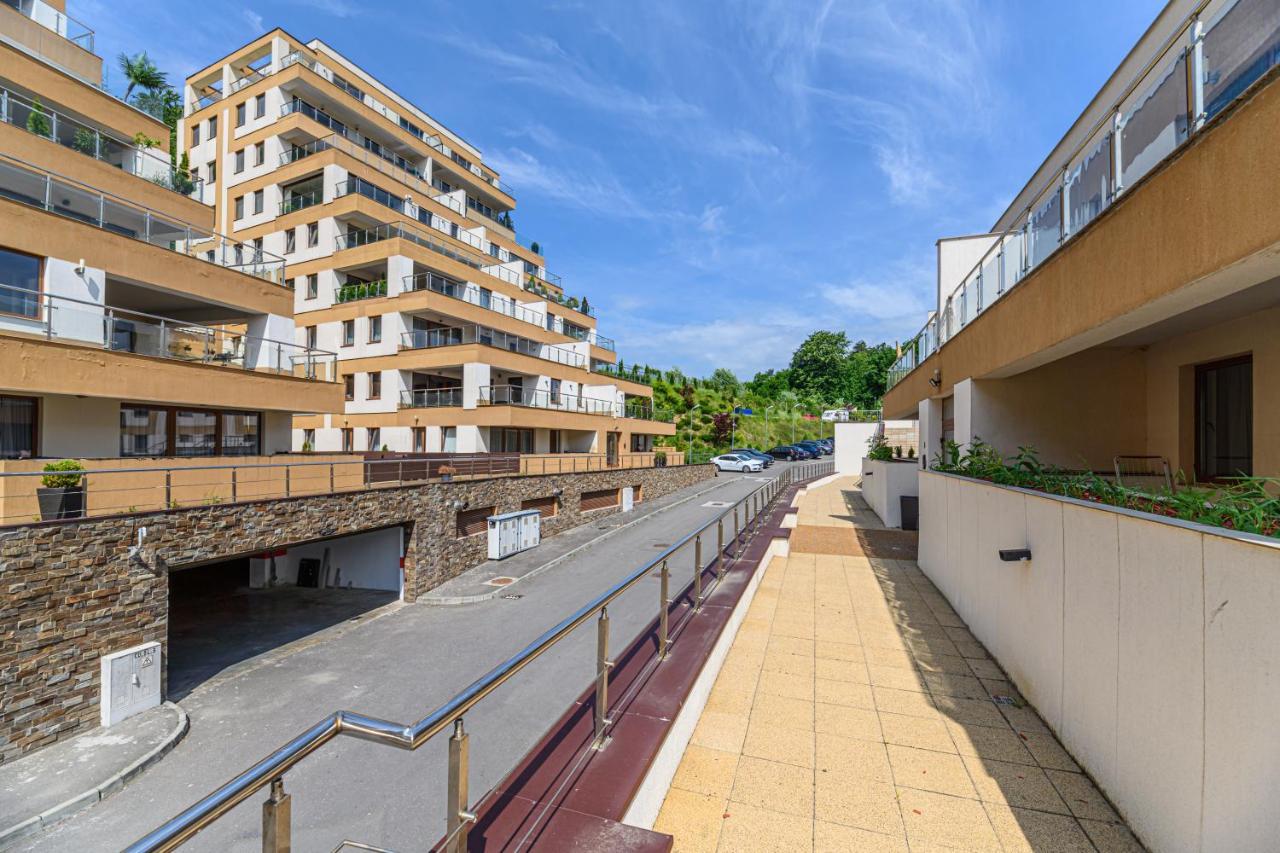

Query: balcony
[
  {"left": 398, "top": 387, "right": 464, "bottom": 409},
  {"left": 0, "top": 153, "right": 287, "bottom": 285},
  {"left": 403, "top": 271, "right": 546, "bottom": 328},
  {"left": 2, "top": 0, "right": 94, "bottom": 54},
  {"left": 1, "top": 87, "right": 202, "bottom": 199},
  {"left": 334, "top": 222, "right": 527, "bottom": 289},
  {"left": 333, "top": 279, "right": 387, "bottom": 303},
  {"left": 399, "top": 324, "right": 586, "bottom": 370},
  {"left": 279, "top": 190, "right": 321, "bottom": 216},
  {"left": 0, "top": 283, "right": 336, "bottom": 380},
  {"left": 478, "top": 385, "right": 671, "bottom": 422},
  {"left": 886, "top": 0, "right": 1280, "bottom": 391}
]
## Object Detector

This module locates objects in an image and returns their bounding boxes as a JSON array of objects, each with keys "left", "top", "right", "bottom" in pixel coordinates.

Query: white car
[{"left": 712, "top": 453, "right": 764, "bottom": 473}]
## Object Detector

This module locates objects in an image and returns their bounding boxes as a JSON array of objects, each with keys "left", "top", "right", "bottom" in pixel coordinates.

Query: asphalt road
[{"left": 19, "top": 464, "right": 801, "bottom": 853}]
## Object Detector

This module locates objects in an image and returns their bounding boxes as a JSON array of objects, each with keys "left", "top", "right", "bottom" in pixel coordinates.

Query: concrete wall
[
  {"left": 252, "top": 526, "right": 402, "bottom": 593},
  {"left": 918, "top": 470, "right": 1280, "bottom": 853},
  {"left": 833, "top": 422, "right": 878, "bottom": 475},
  {"left": 861, "top": 459, "right": 919, "bottom": 528},
  {"left": 0, "top": 462, "right": 715, "bottom": 762}
]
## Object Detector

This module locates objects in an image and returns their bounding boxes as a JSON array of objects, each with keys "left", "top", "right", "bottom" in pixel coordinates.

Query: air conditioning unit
[
  {"left": 100, "top": 641, "right": 161, "bottom": 726},
  {"left": 487, "top": 509, "right": 541, "bottom": 560}
]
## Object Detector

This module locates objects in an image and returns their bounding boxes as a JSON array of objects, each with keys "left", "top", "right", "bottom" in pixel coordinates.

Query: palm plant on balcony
[{"left": 118, "top": 52, "right": 167, "bottom": 101}]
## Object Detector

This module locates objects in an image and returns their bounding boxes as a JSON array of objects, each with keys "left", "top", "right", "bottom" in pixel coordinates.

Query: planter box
[
  {"left": 37, "top": 485, "right": 84, "bottom": 520},
  {"left": 860, "top": 459, "right": 919, "bottom": 528},
  {"left": 918, "top": 470, "right": 1280, "bottom": 853}
]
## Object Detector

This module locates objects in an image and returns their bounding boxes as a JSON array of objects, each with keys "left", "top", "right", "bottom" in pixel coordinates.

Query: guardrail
[
  {"left": 5, "top": 0, "right": 94, "bottom": 53},
  {"left": 399, "top": 324, "right": 587, "bottom": 370},
  {"left": 124, "top": 458, "right": 831, "bottom": 851},
  {"left": 886, "top": 0, "right": 1280, "bottom": 390}
]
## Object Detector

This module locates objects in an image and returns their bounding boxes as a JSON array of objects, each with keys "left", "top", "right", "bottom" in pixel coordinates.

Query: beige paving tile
[
  {"left": 897, "top": 786, "right": 1003, "bottom": 852},
  {"left": 815, "top": 777, "right": 905, "bottom": 837},
  {"left": 911, "top": 652, "right": 975, "bottom": 676},
  {"left": 814, "top": 702, "right": 882, "bottom": 741},
  {"left": 1046, "top": 769, "right": 1122, "bottom": 823},
  {"left": 931, "top": 694, "right": 1009, "bottom": 728},
  {"left": 965, "top": 657, "right": 1006, "bottom": 680},
  {"left": 862, "top": 645, "right": 917, "bottom": 670},
  {"left": 872, "top": 686, "right": 940, "bottom": 719},
  {"left": 878, "top": 712, "right": 957, "bottom": 753},
  {"left": 654, "top": 788, "right": 727, "bottom": 853},
  {"left": 762, "top": 649, "right": 815, "bottom": 678},
  {"left": 766, "top": 634, "right": 814, "bottom": 657},
  {"left": 814, "top": 820, "right": 908, "bottom": 853},
  {"left": 868, "top": 664, "right": 929, "bottom": 693},
  {"left": 704, "top": 685, "right": 754, "bottom": 716},
  {"left": 814, "top": 656, "right": 869, "bottom": 684},
  {"left": 749, "top": 692, "right": 815, "bottom": 730},
  {"left": 813, "top": 677, "right": 875, "bottom": 710},
  {"left": 1000, "top": 703, "right": 1052, "bottom": 734},
  {"left": 755, "top": 668, "right": 814, "bottom": 700},
  {"left": 729, "top": 755, "right": 815, "bottom": 818},
  {"left": 886, "top": 744, "right": 977, "bottom": 797},
  {"left": 814, "top": 640, "right": 863, "bottom": 662},
  {"left": 921, "top": 672, "right": 990, "bottom": 700},
  {"left": 1079, "top": 818, "right": 1148, "bottom": 852},
  {"left": 984, "top": 803, "right": 1096, "bottom": 853},
  {"left": 962, "top": 755, "right": 1071, "bottom": 814},
  {"left": 815, "top": 731, "right": 894, "bottom": 785},
  {"left": 742, "top": 719, "right": 816, "bottom": 768},
  {"left": 690, "top": 710, "right": 750, "bottom": 754},
  {"left": 671, "top": 744, "right": 740, "bottom": 798},
  {"left": 946, "top": 720, "right": 1036, "bottom": 765},
  {"left": 771, "top": 619, "right": 817, "bottom": 640},
  {"left": 718, "top": 801, "right": 813, "bottom": 853},
  {"left": 1019, "top": 729, "right": 1083, "bottom": 772}
]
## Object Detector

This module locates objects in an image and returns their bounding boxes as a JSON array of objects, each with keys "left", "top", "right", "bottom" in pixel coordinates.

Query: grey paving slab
[{"left": 12, "top": 465, "right": 799, "bottom": 853}]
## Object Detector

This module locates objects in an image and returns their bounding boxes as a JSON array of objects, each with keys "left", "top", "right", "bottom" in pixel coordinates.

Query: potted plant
[
  {"left": 301, "top": 440, "right": 314, "bottom": 453},
  {"left": 654, "top": 450, "right": 668, "bottom": 468},
  {"left": 438, "top": 463, "right": 457, "bottom": 483},
  {"left": 866, "top": 435, "right": 893, "bottom": 462},
  {"left": 72, "top": 128, "right": 98, "bottom": 156},
  {"left": 26, "top": 97, "right": 52, "bottom": 138},
  {"left": 38, "top": 460, "right": 86, "bottom": 520}
]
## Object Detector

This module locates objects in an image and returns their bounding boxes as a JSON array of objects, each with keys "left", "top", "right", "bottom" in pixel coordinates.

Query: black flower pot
[{"left": 37, "top": 485, "right": 85, "bottom": 521}]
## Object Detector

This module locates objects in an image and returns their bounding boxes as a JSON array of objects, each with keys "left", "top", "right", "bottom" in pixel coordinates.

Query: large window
[
  {"left": 120, "top": 406, "right": 261, "bottom": 457},
  {"left": 0, "top": 395, "right": 37, "bottom": 459},
  {"left": 1196, "top": 355, "right": 1252, "bottom": 481},
  {"left": 491, "top": 427, "right": 534, "bottom": 453},
  {"left": 0, "top": 247, "right": 41, "bottom": 318}
]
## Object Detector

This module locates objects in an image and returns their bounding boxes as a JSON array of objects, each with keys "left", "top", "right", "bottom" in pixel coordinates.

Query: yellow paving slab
[{"left": 655, "top": 478, "right": 1141, "bottom": 851}]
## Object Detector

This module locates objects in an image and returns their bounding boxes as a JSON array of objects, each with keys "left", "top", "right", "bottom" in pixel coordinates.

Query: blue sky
[{"left": 86, "top": 0, "right": 1163, "bottom": 377}]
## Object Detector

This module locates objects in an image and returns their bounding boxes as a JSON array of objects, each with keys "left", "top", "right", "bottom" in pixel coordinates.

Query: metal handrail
[{"left": 125, "top": 459, "right": 832, "bottom": 851}]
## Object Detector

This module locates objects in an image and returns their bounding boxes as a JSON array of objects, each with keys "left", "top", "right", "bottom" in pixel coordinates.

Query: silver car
[{"left": 712, "top": 453, "right": 764, "bottom": 473}]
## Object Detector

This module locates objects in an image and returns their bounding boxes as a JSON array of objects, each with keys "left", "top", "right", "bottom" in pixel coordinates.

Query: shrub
[
  {"left": 41, "top": 459, "right": 85, "bottom": 489},
  {"left": 866, "top": 435, "right": 893, "bottom": 462},
  {"left": 72, "top": 128, "right": 98, "bottom": 155},
  {"left": 26, "top": 98, "right": 51, "bottom": 137},
  {"left": 654, "top": 450, "right": 668, "bottom": 467}
]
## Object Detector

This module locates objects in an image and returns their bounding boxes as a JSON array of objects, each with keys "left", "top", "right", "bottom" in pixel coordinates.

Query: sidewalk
[
  {"left": 0, "top": 703, "right": 187, "bottom": 845},
  {"left": 653, "top": 477, "right": 1145, "bottom": 852}
]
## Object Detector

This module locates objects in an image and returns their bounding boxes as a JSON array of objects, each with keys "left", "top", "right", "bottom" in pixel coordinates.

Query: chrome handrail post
[
  {"left": 445, "top": 719, "right": 471, "bottom": 853},
  {"left": 693, "top": 534, "right": 703, "bottom": 611},
  {"left": 717, "top": 519, "right": 725, "bottom": 579},
  {"left": 262, "top": 777, "right": 290, "bottom": 853},
  {"left": 593, "top": 606, "right": 611, "bottom": 749},
  {"left": 658, "top": 559, "right": 670, "bottom": 660}
]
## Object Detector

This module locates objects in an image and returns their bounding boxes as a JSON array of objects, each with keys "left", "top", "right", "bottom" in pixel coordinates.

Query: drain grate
[
  {"left": 501, "top": 593, "right": 524, "bottom": 600},
  {"left": 484, "top": 576, "right": 517, "bottom": 587},
  {"left": 702, "top": 501, "right": 732, "bottom": 508}
]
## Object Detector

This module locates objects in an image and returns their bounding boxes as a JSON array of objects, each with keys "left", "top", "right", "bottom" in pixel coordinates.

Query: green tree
[
  {"left": 26, "top": 97, "right": 51, "bottom": 137},
  {"left": 707, "top": 368, "right": 740, "bottom": 397},
  {"left": 788, "top": 331, "right": 851, "bottom": 401},
  {"left": 846, "top": 342, "right": 898, "bottom": 410},
  {"left": 118, "top": 52, "right": 167, "bottom": 101}
]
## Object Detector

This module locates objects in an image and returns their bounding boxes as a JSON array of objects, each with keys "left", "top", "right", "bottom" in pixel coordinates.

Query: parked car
[
  {"left": 711, "top": 453, "right": 764, "bottom": 473},
  {"left": 730, "top": 448, "right": 773, "bottom": 467},
  {"left": 787, "top": 444, "right": 817, "bottom": 459},
  {"left": 768, "top": 445, "right": 803, "bottom": 460},
  {"left": 796, "top": 440, "right": 829, "bottom": 456},
  {"left": 816, "top": 438, "right": 834, "bottom": 453}
]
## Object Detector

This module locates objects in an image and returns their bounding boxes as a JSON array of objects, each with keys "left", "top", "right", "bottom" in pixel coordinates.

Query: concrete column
[
  {"left": 386, "top": 254, "right": 413, "bottom": 298},
  {"left": 456, "top": 425, "right": 485, "bottom": 453},
  {"left": 953, "top": 378, "right": 974, "bottom": 454},
  {"left": 461, "top": 363, "right": 490, "bottom": 410},
  {"left": 919, "top": 397, "right": 943, "bottom": 469},
  {"left": 245, "top": 314, "right": 296, "bottom": 371}
]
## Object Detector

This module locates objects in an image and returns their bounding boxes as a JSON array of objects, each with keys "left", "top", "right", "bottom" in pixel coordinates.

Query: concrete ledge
[{"left": 0, "top": 702, "right": 188, "bottom": 845}]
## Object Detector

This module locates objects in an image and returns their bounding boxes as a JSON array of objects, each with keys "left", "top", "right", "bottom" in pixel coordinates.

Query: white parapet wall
[
  {"left": 917, "top": 470, "right": 1280, "bottom": 853},
  {"left": 861, "top": 459, "right": 920, "bottom": 528},
  {"left": 833, "top": 422, "right": 878, "bottom": 476}
]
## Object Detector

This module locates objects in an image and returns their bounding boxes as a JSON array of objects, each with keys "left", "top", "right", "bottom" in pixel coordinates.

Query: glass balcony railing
[
  {"left": 478, "top": 385, "right": 671, "bottom": 422},
  {"left": 886, "top": 0, "right": 1280, "bottom": 391},
  {"left": 333, "top": 279, "right": 387, "bottom": 303},
  {"left": 398, "top": 387, "right": 464, "bottom": 409},
  {"left": 279, "top": 190, "right": 320, "bottom": 215},
  {"left": 399, "top": 323, "right": 586, "bottom": 369},
  {"left": 0, "top": 153, "right": 287, "bottom": 284},
  {"left": 334, "top": 222, "right": 529, "bottom": 289},
  {"left": 0, "top": 87, "right": 202, "bottom": 198},
  {"left": 2, "top": 0, "right": 94, "bottom": 53},
  {"left": 0, "top": 283, "right": 335, "bottom": 380},
  {"left": 403, "top": 271, "right": 546, "bottom": 328}
]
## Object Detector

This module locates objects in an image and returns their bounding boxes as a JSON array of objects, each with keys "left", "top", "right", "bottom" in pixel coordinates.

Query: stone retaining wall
[{"left": 0, "top": 464, "right": 714, "bottom": 763}]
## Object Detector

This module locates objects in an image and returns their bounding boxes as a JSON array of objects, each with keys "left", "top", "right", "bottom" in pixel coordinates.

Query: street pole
[
  {"left": 791, "top": 403, "right": 801, "bottom": 444},
  {"left": 729, "top": 399, "right": 737, "bottom": 449}
]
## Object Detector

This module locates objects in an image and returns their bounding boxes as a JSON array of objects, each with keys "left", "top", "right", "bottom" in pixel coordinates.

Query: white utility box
[
  {"left": 621, "top": 486, "right": 635, "bottom": 512},
  {"left": 100, "top": 641, "right": 161, "bottom": 726},
  {"left": 487, "top": 509, "right": 541, "bottom": 560}
]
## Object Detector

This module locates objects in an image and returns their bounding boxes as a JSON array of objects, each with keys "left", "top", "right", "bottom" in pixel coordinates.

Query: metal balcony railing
[
  {"left": 886, "top": 0, "right": 1280, "bottom": 390},
  {"left": 333, "top": 280, "right": 387, "bottom": 303},
  {"left": 278, "top": 190, "right": 321, "bottom": 215},
  {"left": 398, "top": 387, "right": 464, "bottom": 408},
  {"left": 122, "top": 460, "right": 832, "bottom": 852},
  {"left": 0, "top": 283, "right": 336, "bottom": 379},
  {"left": 0, "top": 153, "right": 287, "bottom": 285},
  {"left": 479, "top": 384, "right": 620, "bottom": 417},
  {"left": 399, "top": 324, "right": 586, "bottom": 370},
  {"left": 3, "top": 0, "right": 94, "bottom": 53},
  {"left": 403, "top": 272, "right": 546, "bottom": 328}
]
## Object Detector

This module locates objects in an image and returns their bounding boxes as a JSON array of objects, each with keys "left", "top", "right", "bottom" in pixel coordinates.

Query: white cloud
[{"left": 242, "top": 9, "right": 264, "bottom": 31}]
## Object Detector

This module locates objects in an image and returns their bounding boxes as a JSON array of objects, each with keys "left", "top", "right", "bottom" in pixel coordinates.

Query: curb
[
  {"left": 0, "top": 702, "right": 189, "bottom": 847},
  {"left": 421, "top": 474, "right": 753, "bottom": 606}
]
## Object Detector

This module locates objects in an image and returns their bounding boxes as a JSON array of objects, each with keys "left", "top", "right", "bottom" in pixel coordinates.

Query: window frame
[
  {"left": 0, "top": 246, "right": 44, "bottom": 320},
  {"left": 368, "top": 315, "right": 382, "bottom": 343},
  {"left": 341, "top": 319, "right": 355, "bottom": 347},
  {"left": 118, "top": 404, "right": 262, "bottom": 458},
  {"left": 367, "top": 371, "right": 381, "bottom": 399},
  {"left": 0, "top": 394, "right": 39, "bottom": 459},
  {"left": 343, "top": 374, "right": 355, "bottom": 400}
]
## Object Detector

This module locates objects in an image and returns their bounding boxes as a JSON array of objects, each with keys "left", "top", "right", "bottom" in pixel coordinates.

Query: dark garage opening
[{"left": 166, "top": 527, "right": 403, "bottom": 699}]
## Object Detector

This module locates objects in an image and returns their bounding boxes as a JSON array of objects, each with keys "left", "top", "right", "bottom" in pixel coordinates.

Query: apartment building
[
  {"left": 184, "top": 31, "right": 674, "bottom": 459},
  {"left": 0, "top": 2, "right": 339, "bottom": 496},
  {"left": 884, "top": 0, "right": 1280, "bottom": 483}
]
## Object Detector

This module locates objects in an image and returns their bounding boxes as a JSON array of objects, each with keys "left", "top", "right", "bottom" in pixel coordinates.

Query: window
[
  {"left": 368, "top": 315, "right": 382, "bottom": 343},
  {"left": 549, "top": 378, "right": 561, "bottom": 404},
  {"left": 234, "top": 195, "right": 244, "bottom": 220},
  {"left": 342, "top": 319, "right": 355, "bottom": 346},
  {"left": 285, "top": 229, "right": 296, "bottom": 254},
  {"left": 302, "top": 428, "right": 315, "bottom": 449},
  {"left": 221, "top": 412, "right": 261, "bottom": 456},
  {"left": 120, "top": 406, "right": 167, "bottom": 456},
  {"left": 207, "top": 161, "right": 216, "bottom": 183},
  {"left": 412, "top": 427, "right": 426, "bottom": 452},
  {"left": 0, "top": 247, "right": 42, "bottom": 318},
  {"left": 368, "top": 372, "right": 381, "bottom": 399},
  {"left": 456, "top": 506, "right": 495, "bottom": 538},
  {"left": 253, "top": 237, "right": 263, "bottom": 260},
  {"left": 341, "top": 428, "right": 353, "bottom": 452},
  {"left": 236, "top": 101, "right": 246, "bottom": 127},
  {"left": 307, "top": 222, "right": 319, "bottom": 247},
  {"left": 174, "top": 410, "right": 216, "bottom": 456},
  {"left": 491, "top": 427, "right": 534, "bottom": 453},
  {"left": 234, "top": 149, "right": 245, "bottom": 173},
  {"left": 367, "top": 427, "right": 380, "bottom": 450},
  {"left": 549, "top": 430, "right": 561, "bottom": 454},
  {"left": 253, "top": 190, "right": 264, "bottom": 215},
  {"left": 119, "top": 406, "right": 257, "bottom": 457},
  {"left": 1196, "top": 355, "right": 1252, "bottom": 481},
  {"left": 631, "top": 434, "right": 653, "bottom": 452},
  {"left": 255, "top": 93, "right": 266, "bottom": 119},
  {"left": 208, "top": 115, "right": 217, "bottom": 136},
  {"left": 305, "top": 274, "right": 318, "bottom": 299},
  {"left": 0, "top": 395, "right": 37, "bottom": 459},
  {"left": 192, "top": 124, "right": 201, "bottom": 146},
  {"left": 254, "top": 141, "right": 265, "bottom": 166},
  {"left": 343, "top": 374, "right": 355, "bottom": 400},
  {"left": 305, "top": 325, "right": 317, "bottom": 348}
]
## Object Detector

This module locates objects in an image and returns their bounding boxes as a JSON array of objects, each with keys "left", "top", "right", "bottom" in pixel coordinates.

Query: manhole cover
[
  {"left": 484, "top": 577, "right": 517, "bottom": 587},
  {"left": 501, "top": 593, "right": 524, "bottom": 600}
]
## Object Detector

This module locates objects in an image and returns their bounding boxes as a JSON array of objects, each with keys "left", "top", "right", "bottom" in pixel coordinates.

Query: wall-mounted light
[
  {"left": 928, "top": 369, "right": 941, "bottom": 389},
  {"left": 74, "top": 258, "right": 86, "bottom": 275},
  {"left": 450, "top": 499, "right": 469, "bottom": 510}
]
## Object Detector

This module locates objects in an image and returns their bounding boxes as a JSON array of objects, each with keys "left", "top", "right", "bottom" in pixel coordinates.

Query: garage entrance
[{"left": 167, "top": 526, "right": 404, "bottom": 699}]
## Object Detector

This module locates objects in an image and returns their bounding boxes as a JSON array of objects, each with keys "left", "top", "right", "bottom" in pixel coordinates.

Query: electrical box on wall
[
  {"left": 100, "top": 641, "right": 161, "bottom": 726},
  {"left": 622, "top": 487, "right": 635, "bottom": 512},
  {"left": 487, "top": 509, "right": 541, "bottom": 560}
]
